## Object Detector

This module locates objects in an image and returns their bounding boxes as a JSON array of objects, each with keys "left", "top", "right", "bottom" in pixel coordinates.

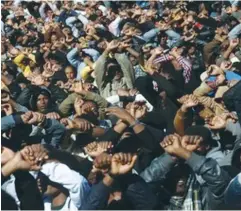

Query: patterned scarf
[{"left": 168, "top": 174, "right": 203, "bottom": 211}]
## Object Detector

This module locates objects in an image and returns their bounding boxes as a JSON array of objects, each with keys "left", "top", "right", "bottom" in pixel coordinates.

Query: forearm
[
  {"left": 81, "top": 175, "right": 113, "bottom": 210},
  {"left": 223, "top": 46, "right": 235, "bottom": 59},
  {"left": 126, "top": 47, "right": 139, "bottom": 58},
  {"left": 173, "top": 108, "right": 187, "bottom": 136},
  {"left": 140, "top": 153, "right": 176, "bottom": 183}
]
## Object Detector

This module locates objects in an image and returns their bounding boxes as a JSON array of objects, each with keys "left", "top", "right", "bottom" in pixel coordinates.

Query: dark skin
[{"left": 36, "top": 94, "right": 49, "bottom": 113}]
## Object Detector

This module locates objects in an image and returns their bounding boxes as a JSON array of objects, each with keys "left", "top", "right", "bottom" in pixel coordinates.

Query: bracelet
[{"left": 129, "top": 120, "right": 140, "bottom": 128}]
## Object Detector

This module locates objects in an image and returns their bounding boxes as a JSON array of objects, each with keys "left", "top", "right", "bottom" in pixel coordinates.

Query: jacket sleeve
[
  {"left": 82, "top": 91, "right": 109, "bottom": 118},
  {"left": 203, "top": 39, "right": 220, "bottom": 64},
  {"left": 225, "top": 121, "right": 241, "bottom": 142},
  {"left": 47, "top": 83, "right": 68, "bottom": 104},
  {"left": 58, "top": 93, "right": 78, "bottom": 117},
  {"left": 193, "top": 81, "right": 213, "bottom": 97},
  {"left": 123, "top": 174, "right": 157, "bottom": 209},
  {"left": 14, "top": 171, "right": 44, "bottom": 210},
  {"left": 142, "top": 28, "right": 160, "bottom": 42},
  {"left": 1, "top": 114, "right": 24, "bottom": 132},
  {"left": 42, "top": 118, "right": 66, "bottom": 148},
  {"left": 115, "top": 53, "right": 135, "bottom": 89},
  {"left": 95, "top": 53, "right": 108, "bottom": 91},
  {"left": 224, "top": 173, "right": 241, "bottom": 206},
  {"left": 186, "top": 153, "right": 231, "bottom": 199},
  {"left": 135, "top": 125, "right": 164, "bottom": 153},
  {"left": 80, "top": 180, "right": 111, "bottom": 210},
  {"left": 67, "top": 47, "right": 80, "bottom": 68},
  {"left": 13, "top": 54, "right": 26, "bottom": 71},
  {"left": 198, "top": 96, "right": 227, "bottom": 115},
  {"left": 140, "top": 153, "right": 176, "bottom": 183},
  {"left": 41, "top": 162, "right": 90, "bottom": 209}
]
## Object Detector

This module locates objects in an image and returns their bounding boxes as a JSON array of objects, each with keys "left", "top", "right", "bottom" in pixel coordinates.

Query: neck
[{"left": 52, "top": 192, "right": 67, "bottom": 208}]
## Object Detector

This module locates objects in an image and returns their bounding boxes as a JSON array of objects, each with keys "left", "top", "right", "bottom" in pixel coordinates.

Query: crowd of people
[{"left": 1, "top": 0, "right": 241, "bottom": 210}]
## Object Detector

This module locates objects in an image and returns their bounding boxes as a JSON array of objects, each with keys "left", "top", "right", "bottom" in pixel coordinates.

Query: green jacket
[
  {"left": 58, "top": 92, "right": 109, "bottom": 119},
  {"left": 95, "top": 52, "right": 135, "bottom": 98}
]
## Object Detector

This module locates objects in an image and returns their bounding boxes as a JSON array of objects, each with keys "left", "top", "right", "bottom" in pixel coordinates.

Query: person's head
[
  {"left": 30, "top": 89, "right": 52, "bottom": 113},
  {"left": 36, "top": 94, "right": 50, "bottom": 112},
  {"left": 51, "top": 33, "right": 58, "bottom": 43},
  {"left": 106, "top": 61, "right": 123, "bottom": 81},
  {"left": 184, "top": 126, "right": 215, "bottom": 154},
  {"left": 129, "top": 54, "right": 138, "bottom": 66},
  {"left": 64, "top": 66, "right": 76, "bottom": 80},
  {"left": 187, "top": 45, "right": 196, "bottom": 56},
  {"left": 165, "top": 164, "right": 190, "bottom": 196},
  {"left": 97, "top": 39, "right": 107, "bottom": 51},
  {"left": 37, "top": 173, "right": 69, "bottom": 199}
]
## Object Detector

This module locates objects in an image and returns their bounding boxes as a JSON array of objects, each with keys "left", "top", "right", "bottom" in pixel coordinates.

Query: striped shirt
[{"left": 153, "top": 54, "right": 192, "bottom": 84}]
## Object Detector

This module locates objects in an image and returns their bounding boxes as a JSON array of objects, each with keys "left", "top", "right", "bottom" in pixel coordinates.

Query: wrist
[
  {"left": 177, "top": 148, "right": 192, "bottom": 160},
  {"left": 129, "top": 119, "right": 140, "bottom": 128},
  {"left": 181, "top": 105, "right": 188, "bottom": 112},
  {"left": 127, "top": 117, "right": 136, "bottom": 126},
  {"left": 103, "top": 174, "right": 114, "bottom": 186}
]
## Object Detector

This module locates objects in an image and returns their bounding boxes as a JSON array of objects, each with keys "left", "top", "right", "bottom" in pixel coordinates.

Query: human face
[
  {"left": 188, "top": 46, "right": 196, "bottom": 55},
  {"left": 36, "top": 94, "right": 49, "bottom": 112},
  {"left": 83, "top": 82, "right": 94, "bottom": 91},
  {"left": 51, "top": 34, "right": 57, "bottom": 43},
  {"left": 65, "top": 67, "right": 75, "bottom": 80},
  {"left": 97, "top": 40, "right": 107, "bottom": 51}
]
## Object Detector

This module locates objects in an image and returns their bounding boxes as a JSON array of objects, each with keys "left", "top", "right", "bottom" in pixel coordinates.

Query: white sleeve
[
  {"left": 77, "top": 14, "right": 89, "bottom": 26},
  {"left": 41, "top": 162, "right": 91, "bottom": 209},
  {"left": 106, "top": 95, "right": 120, "bottom": 104},
  {"left": 135, "top": 94, "right": 153, "bottom": 111},
  {"left": 108, "top": 16, "right": 122, "bottom": 37}
]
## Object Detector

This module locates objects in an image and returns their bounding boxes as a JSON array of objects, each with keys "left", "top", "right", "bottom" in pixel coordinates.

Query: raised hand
[
  {"left": 106, "top": 40, "right": 120, "bottom": 52},
  {"left": 74, "top": 118, "right": 94, "bottom": 132},
  {"left": 129, "top": 101, "right": 147, "bottom": 119},
  {"left": 85, "top": 141, "right": 113, "bottom": 158},
  {"left": 181, "top": 135, "right": 203, "bottom": 152},
  {"left": 160, "top": 134, "right": 182, "bottom": 156},
  {"left": 181, "top": 95, "right": 199, "bottom": 112},
  {"left": 207, "top": 113, "right": 237, "bottom": 130},
  {"left": 105, "top": 107, "right": 135, "bottom": 125},
  {"left": 1, "top": 103, "right": 13, "bottom": 116},
  {"left": 177, "top": 95, "right": 189, "bottom": 104},
  {"left": 110, "top": 153, "right": 137, "bottom": 176},
  {"left": 207, "top": 65, "right": 224, "bottom": 76},
  {"left": 60, "top": 118, "right": 76, "bottom": 129},
  {"left": 229, "top": 38, "right": 239, "bottom": 49},
  {"left": 31, "top": 74, "right": 46, "bottom": 86},
  {"left": 93, "top": 153, "right": 112, "bottom": 173},
  {"left": 42, "top": 68, "right": 55, "bottom": 78},
  {"left": 21, "top": 111, "right": 46, "bottom": 125},
  {"left": 21, "top": 144, "right": 49, "bottom": 164},
  {"left": 46, "top": 112, "right": 60, "bottom": 120},
  {"left": 169, "top": 47, "right": 180, "bottom": 58},
  {"left": 74, "top": 97, "right": 85, "bottom": 116},
  {"left": 69, "top": 81, "right": 85, "bottom": 94}
]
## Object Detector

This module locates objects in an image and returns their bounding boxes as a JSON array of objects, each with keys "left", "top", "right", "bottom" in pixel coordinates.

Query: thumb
[{"left": 130, "top": 155, "right": 138, "bottom": 167}]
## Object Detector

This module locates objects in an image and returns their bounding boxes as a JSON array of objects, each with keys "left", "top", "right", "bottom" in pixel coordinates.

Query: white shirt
[{"left": 41, "top": 162, "right": 90, "bottom": 209}]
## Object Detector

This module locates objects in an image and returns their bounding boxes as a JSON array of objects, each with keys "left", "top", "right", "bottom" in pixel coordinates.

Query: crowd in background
[{"left": 1, "top": 0, "right": 241, "bottom": 210}]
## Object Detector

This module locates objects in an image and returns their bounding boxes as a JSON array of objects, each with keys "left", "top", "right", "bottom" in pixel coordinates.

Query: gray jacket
[{"left": 140, "top": 152, "right": 231, "bottom": 209}]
